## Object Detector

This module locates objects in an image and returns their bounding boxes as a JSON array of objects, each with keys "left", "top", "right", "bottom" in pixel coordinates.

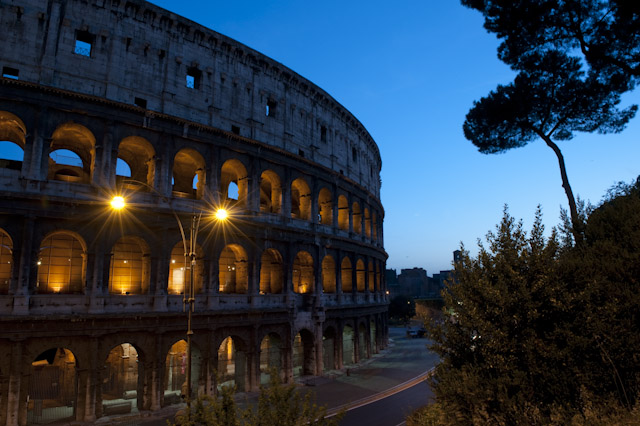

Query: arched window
[
  {"left": 364, "top": 207, "right": 371, "bottom": 238},
  {"left": 321, "top": 255, "right": 336, "bottom": 293},
  {"left": 337, "top": 195, "right": 349, "bottom": 231},
  {"left": 259, "top": 248, "right": 283, "bottom": 294},
  {"left": 293, "top": 251, "right": 314, "bottom": 294},
  {"left": 368, "top": 261, "right": 375, "bottom": 291},
  {"left": 0, "top": 110, "right": 26, "bottom": 173},
  {"left": 29, "top": 348, "right": 77, "bottom": 423},
  {"left": 168, "top": 241, "right": 204, "bottom": 295},
  {"left": 173, "top": 148, "right": 205, "bottom": 199},
  {"left": 260, "top": 170, "right": 282, "bottom": 214},
  {"left": 37, "top": 232, "right": 86, "bottom": 294},
  {"left": 219, "top": 244, "right": 248, "bottom": 294},
  {"left": 109, "top": 236, "right": 150, "bottom": 295},
  {"left": 291, "top": 178, "right": 311, "bottom": 220},
  {"left": 318, "top": 188, "right": 333, "bottom": 226},
  {"left": 341, "top": 257, "right": 352, "bottom": 293},
  {"left": 221, "top": 159, "right": 248, "bottom": 207},
  {"left": 48, "top": 123, "right": 96, "bottom": 184},
  {"left": 117, "top": 136, "right": 155, "bottom": 189}
]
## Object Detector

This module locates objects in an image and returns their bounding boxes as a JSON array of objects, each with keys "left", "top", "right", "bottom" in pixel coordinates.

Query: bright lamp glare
[
  {"left": 215, "top": 208, "right": 228, "bottom": 221},
  {"left": 111, "top": 196, "right": 125, "bottom": 210}
]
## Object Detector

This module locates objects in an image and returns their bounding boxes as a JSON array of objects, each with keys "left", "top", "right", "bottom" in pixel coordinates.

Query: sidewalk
[{"left": 101, "top": 327, "right": 437, "bottom": 425}]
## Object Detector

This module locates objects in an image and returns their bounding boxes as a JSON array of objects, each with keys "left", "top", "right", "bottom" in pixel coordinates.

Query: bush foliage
[{"left": 422, "top": 179, "right": 640, "bottom": 425}]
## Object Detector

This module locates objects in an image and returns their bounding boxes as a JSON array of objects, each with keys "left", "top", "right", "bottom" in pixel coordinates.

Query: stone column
[{"left": 5, "top": 342, "right": 22, "bottom": 426}]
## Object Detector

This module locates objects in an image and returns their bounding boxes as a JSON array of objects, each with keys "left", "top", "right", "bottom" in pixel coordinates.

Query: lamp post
[{"left": 110, "top": 192, "right": 228, "bottom": 413}]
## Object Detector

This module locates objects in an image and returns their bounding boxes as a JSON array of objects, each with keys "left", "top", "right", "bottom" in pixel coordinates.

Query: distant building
[{"left": 387, "top": 250, "right": 461, "bottom": 300}]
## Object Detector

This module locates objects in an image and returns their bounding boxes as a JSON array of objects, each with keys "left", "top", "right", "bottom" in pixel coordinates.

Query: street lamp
[{"left": 110, "top": 193, "right": 228, "bottom": 412}]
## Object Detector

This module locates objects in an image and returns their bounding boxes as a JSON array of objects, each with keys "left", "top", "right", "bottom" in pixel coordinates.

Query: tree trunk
[{"left": 540, "top": 134, "right": 584, "bottom": 245}]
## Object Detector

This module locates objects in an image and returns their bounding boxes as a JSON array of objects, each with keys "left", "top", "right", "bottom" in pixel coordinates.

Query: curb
[{"left": 325, "top": 367, "right": 435, "bottom": 416}]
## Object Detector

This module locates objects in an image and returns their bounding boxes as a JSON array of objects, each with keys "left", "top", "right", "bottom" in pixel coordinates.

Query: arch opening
[
  {"left": 259, "top": 333, "right": 282, "bottom": 385},
  {"left": 337, "top": 195, "right": 349, "bottom": 231},
  {"left": 352, "top": 202, "right": 362, "bottom": 234},
  {"left": 318, "top": 188, "right": 333, "bottom": 226},
  {"left": 168, "top": 241, "right": 204, "bottom": 295},
  {"left": 219, "top": 244, "right": 248, "bottom": 294},
  {"left": 292, "top": 329, "right": 315, "bottom": 378},
  {"left": 291, "top": 178, "right": 311, "bottom": 220},
  {"left": 172, "top": 148, "right": 205, "bottom": 199},
  {"left": 109, "top": 236, "right": 150, "bottom": 295},
  {"left": 221, "top": 159, "right": 247, "bottom": 207},
  {"left": 48, "top": 123, "right": 95, "bottom": 184},
  {"left": 117, "top": 136, "right": 156, "bottom": 190},
  {"left": 164, "top": 340, "right": 202, "bottom": 405},
  {"left": 259, "top": 248, "right": 283, "bottom": 294},
  {"left": 37, "top": 232, "right": 86, "bottom": 294},
  {"left": 341, "top": 257, "right": 353, "bottom": 293},
  {"left": 342, "top": 326, "right": 355, "bottom": 366},
  {"left": 217, "top": 337, "right": 246, "bottom": 392},
  {"left": 356, "top": 259, "right": 366, "bottom": 292},
  {"left": 293, "top": 251, "right": 314, "bottom": 294},
  {"left": 322, "top": 327, "right": 337, "bottom": 372},
  {"left": 102, "top": 343, "right": 139, "bottom": 415},
  {"left": 321, "top": 255, "right": 336, "bottom": 293},
  {"left": 260, "top": 170, "right": 282, "bottom": 214},
  {"left": 28, "top": 348, "right": 77, "bottom": 424}
]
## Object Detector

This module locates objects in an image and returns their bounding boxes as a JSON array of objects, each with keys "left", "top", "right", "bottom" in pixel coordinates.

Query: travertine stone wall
[{"left": 0, "top": 0, "right": 381, "bottom": 198}]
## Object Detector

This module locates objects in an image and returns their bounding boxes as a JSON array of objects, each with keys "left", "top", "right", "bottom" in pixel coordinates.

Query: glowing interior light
[
  {"left": 172, "top": 259, "right": 176, "bottom": 264},
  {"left": 111, "top": 196, "right": 126, "bottom": 210}
]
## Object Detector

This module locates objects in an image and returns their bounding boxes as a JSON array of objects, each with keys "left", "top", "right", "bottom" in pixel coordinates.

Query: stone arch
[
  {"left": 337, "top": 195, "right": 349, "bottom": 231},
  {"left": 322, "top": 326, "right": 337, "bottom": 371},
  {"left": 168, "top": 240, "right": 204, "bottom": 295},
  {"left": 364, "top": 207, "right": 371, "bottom": 238},
  {"left": 217, "top": 336, "right": 248, "bottom": 392},
  {"left": 292, "top": 328, "right": 315, "bottom": 378},
  {"left": 292, "top": 251, "right": 314, "bottom": 294},
  {"left": 341, "top": 257, "right": 353, "bottom": 293},
  {"left": 368, "top": 261, "right": 375, "bottom": 292},
  {"left": 259, "top": 332, "right": 282, "bottom": 384},
  {"left": 164, "top": 339, "right": 203, "bottom": 405},
  {"left": 28, "top": 348, "right": 78, "bottom": 424},
  {"left": 116, "top": 136, "right": 155, "bottom": 189},
  {"left": 291, "top": 177, "right": 311, "bottom": 220},
  {"left": 0, "top": 228, "right": 13, "bottom": 294},
  {"left": 259, "top": 248, "right": 283, "bottom": 294},
  {"left": 101, "top": 343, "right": 140, "bottom": 415},
  {"left": 356, "top": 259, "right": 366, "bottom": 292},
  {"left": 37, "top": 231, "right": 87, "bottom": 294},
  {"left": 219, "top": 244, "right": 248, "bottom": 293},
  {"left": 259, "top": 169, "right": 282, "bottom": 214},
  {"left": 321, "top": 255, "right": 336, "bottom": 293},
  {"left": 172, "top": 148, "right": 205, "bottom": 199},
  {"left": 221, "top": 159, "right": 248, "bottom": 207},
  {"left": 109, "top": 236, "right": 151, "bottom": 295},
  {"left": 342, "top": 325, "right": 355, "bottom": 366},
  {"left": 352, "top": 202, "right": 362, "bottom": 234},
  {"left": 48, "top": 122, "right": 96, "bottom": 184},
  {"left": 0, "top": 110, "right": 26, "bottom": 171},
  {"left": 318, "top": 187, "right": 333, "bottom": 226}
]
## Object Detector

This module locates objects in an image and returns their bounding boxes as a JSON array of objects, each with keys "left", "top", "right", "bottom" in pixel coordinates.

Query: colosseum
[{"left": 0, "top": 0, "right": 388, "bottom": 424}]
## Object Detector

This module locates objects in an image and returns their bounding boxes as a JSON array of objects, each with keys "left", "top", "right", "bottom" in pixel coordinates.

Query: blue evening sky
[
  {"left": 149, "top": 1, "right": 639, "bottom": 274},
  {"left": 7, "top": 1, "right": 634, "bottom": 275}
]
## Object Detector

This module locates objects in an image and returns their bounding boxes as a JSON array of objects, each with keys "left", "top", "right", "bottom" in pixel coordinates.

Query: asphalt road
[{"left": 337, "top": 379, "right": 433, "bottom": 426}]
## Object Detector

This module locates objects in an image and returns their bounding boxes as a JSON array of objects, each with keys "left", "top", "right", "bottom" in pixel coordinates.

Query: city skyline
[{"left": 138, "top": 1, "right": 640, "bottom": 273}]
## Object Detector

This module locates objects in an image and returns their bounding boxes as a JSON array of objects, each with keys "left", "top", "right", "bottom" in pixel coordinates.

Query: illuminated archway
[
  {"left": 48, "top": 122, "right": 96, "bottom": 184},
  {"left": 168, "top": 241, "right": 204, "bottom": 295},
  {"left": 341, "top": 257, "right": 352, "bottom": 293},
  {"left": 109, "top": 236, "right": 150, "bottom": 295},
  {"left": 259, "top": 248, "right": 283, "bottom": 294},
  {"left": 356, "top": 259, "right": 365, "bottom": 292},
  {"left": 172, "top": 148, "right": 205, "bottom": 199},
  {"left": 221, "top": 159, "right": 248, "bottom": 207},
  {"left": 164, "top": 340, "right": 202, "bottom": 405},
  {"left": 291, "top": 178, "right": 311, "bottom": 220},
  {"left": 318, "top": 187, "right": 333, "bottom": 225},
  {"left": 337, "top": 195, "right": 349, "bottom": 231},
  {"left": 102, "top": 343, "right": 139, "bottom": 415},
  {"left": 219, "top": 244, "right": 248, "bottom": 294},
  {"left": 321, "top": 255, "right": 336, "bottom": 293},
  {"left": 217, "top": 337, "right": 247, "bottom": 392},
  {"left": 352, "top": 202, "right": 362, "bottom": 234},
  {"left": 28, "top": 348, "right": 77, "bottom": 424},
  {"left": 293, "top": 251, "right": 314, "bottom": 294},
  {"left": 117, "top": 136, "right": 155, "bottom": 189},
  {"left": 37, "top": 231, "right": 86, "bottom": 294},
  {"left": 260, "top": 170, "right": 282, "bottom": 214},
  {"left": 364, "top": 207, "right": 371, "bottom": 238}
]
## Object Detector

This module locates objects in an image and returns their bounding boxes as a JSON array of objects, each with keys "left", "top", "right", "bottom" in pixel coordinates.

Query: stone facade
[{"left": 0, "top": 1, "right": 388, "bottom": 424}]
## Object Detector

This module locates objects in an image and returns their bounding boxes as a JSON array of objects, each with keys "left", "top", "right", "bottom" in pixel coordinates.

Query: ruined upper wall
[{"left": 0, "top": 0, "right": 382, "bottom": 198}]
